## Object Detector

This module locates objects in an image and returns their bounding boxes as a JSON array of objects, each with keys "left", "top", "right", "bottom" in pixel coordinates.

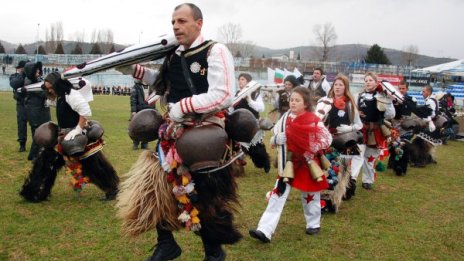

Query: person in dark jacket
[
  {"left": 129, "top": 80, "right": 150, "bottom": 149},
  {"left": 23, "top": 61, "right": 51, "bottom": 160},
  {"left": 9, "top": 60, "right": 28, "bottom": 152}
]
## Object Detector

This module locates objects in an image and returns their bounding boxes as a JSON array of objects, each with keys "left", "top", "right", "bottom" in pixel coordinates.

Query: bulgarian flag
[{"left": 274, "top": 68, "right": 284, "bottom": 84}]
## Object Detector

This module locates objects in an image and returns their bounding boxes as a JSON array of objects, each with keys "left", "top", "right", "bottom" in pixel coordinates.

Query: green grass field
[{"left": 0, "top": 91, "right": 463, "bottom": 261}]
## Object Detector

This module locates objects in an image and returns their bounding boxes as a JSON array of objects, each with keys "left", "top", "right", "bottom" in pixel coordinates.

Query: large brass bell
[
  {"left": 307, "top": 160, "right": 324, "bottom": 182},
  {"left": 281, "top": 151, "right": 294, "bottom": 183}
]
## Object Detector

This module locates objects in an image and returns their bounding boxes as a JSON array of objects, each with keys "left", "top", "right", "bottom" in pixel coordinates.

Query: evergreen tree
[
  {"left": 364, "top": 44, "right": 391, "bottom": 65},
  {"left": 71, "top": 43, "right": 83, "bottom": 54},
  {"left": 0, "top": 42, "right": 5, "bottom": 54},
  {"left": 54, "top": 42, "right": 65, "bottom": 54},
  {"left": 35, "top": 45, "right": 47, "bottom": 54},
  {"left": 15, "top": 44, "right": 27, "bottom": 54},
  {"left": 90, "top": 43, "right": 102, "bottom": 54}
]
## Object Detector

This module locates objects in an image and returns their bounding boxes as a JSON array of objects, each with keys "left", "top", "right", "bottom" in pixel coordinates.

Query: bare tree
[
  {"left": 312, "top": 22, "right": 338, "bottom": 62},
  {"left": 236, "top": 41, "right": 256, "bottom": 58},
  {"left": 44, "top": 22, "right": 64, "bottom": 53},
  {"left": 217, "top": 23, "right": 242, "bottom": 56},
  {"left": 401, "top": 45, "right": 419, "bottom": 66}
]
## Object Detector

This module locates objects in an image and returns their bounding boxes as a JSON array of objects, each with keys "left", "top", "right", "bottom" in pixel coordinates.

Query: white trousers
[
  {"left": 350, "top": 144, "right": 380, "bottom": 184},
  {"left": 256, "top": 180, "right": 321, "bottom": 240}
]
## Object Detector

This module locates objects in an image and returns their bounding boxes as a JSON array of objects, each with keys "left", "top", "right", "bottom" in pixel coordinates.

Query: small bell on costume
[
  {"left": 307, "top": 159, "right": 324, "bottom": 182},
  {"left": 319, "top": 154, "right": 331, "bottom": 170}
]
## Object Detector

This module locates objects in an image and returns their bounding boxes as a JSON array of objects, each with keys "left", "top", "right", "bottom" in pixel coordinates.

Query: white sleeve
[
  {"left": 247, "top": 93, "right": 265, "bottom": 112},
  {"left": 352, "top": 107, "right": 363, "bottom": 131},
  {"left": 384, "top": 101, "right": 396, "bottom": 120},
  {"left": 322, "top": 79, "right": 331, "bottom": 95},
  {"left": 179, "top": 43, "right": 235, "bottom": 114},
  {"left": 141, "top": 66, "right": 159, "bottom": 86},
  {"left": 426, "top": 99, "right": 437, "bottom": 120},
  {"left": 65, "top": 89, "right": 92, "bottom": 117}
]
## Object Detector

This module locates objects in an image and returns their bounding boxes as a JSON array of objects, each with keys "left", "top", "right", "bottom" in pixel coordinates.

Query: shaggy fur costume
[
  {"left": 321, "top": 156, "right": 351, "bottom": 213},
  {"left": 20, "top": 148, "right": 119, "bottom": 203},
  {"left": 116, "top": 150, "right": 242, "bottom": 244},
  {"left": 20, "top": 148, "right": 64, "bottom": 202}
]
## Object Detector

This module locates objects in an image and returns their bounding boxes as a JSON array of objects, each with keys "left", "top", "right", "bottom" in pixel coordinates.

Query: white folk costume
[
  {"left": 249, "top": 110, "right": 332, "bottom": 242},
  {"left": 116, "top": 35, "right": 244, "bottom": 261},
  {"left": 315, "top": 96, "right": 363, "bottom": 209},
  {"left": 20, "top": 73, "right": 119, "bottom": 202},
  {"left": 354, "top": 86, "right": 395, "bottom": 189}
]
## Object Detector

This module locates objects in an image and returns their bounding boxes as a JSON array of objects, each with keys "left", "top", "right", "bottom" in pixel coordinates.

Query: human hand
[
  {"left": 168, "top": 103, "right": 184, "bottom": 122},
  {"left": 64, "top": 126, "right": 83, "bottom": 141},
  {"left": 428, "top": 121, "right": 436, "bottom": 132},
  {"left": 19, "top": 87, "right": 27, "bottom": 93},
  {"left": 336, "top": 124, "right": 353, "bottom": 134},
  {"left": 274, "top": 133, "right": 287, "bottom": 145}
]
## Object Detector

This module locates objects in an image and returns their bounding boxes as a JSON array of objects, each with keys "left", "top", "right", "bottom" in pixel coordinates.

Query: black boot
[
  {"left": 146, "top": 228, "right": 181, "bottom": 261},
  {"left": 203, "top": 243, "right": 226, "bottom": 261},
  {"left": 19, "top": 141, "right": 26, "bottom": 152}
]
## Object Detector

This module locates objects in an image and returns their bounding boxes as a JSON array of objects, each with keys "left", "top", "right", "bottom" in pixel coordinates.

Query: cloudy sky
[{"left": 1, "top": 0, "right": 462, "bottom": 59}]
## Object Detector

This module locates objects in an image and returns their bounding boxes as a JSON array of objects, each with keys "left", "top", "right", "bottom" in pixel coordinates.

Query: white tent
[{"left": 412, "top": 59, "right": 464, "bottom": 75}]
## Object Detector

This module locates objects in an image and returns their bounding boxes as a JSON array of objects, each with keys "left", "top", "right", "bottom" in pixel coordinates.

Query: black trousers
[{"left": 15, "top": 98, "right": 28, "bottom": 143}]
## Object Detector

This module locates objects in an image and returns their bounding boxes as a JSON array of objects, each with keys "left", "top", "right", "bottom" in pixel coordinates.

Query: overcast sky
[{"left": 1, "top": 0, "right": 462, "bottom": 59}]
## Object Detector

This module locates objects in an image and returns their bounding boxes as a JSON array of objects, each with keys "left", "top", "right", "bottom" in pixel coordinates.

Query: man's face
[
  {"left": 398, "top": 84, "right": 408, "bottom": 96},
  {"left": 312, "top": 70, "right": 322, "bottom": 81},
  {"left": 172, "top": 5, "right": 202, "bottom": 49},
  {"left": 422, "top": 88, "right": 430, "bottom": 98}
]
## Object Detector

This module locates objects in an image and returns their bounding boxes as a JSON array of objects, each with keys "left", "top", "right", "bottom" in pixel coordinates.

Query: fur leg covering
[
  {"left": 193, "top": 166, "right": 242, "bottom": 245},
  {"left": 331, "top": 157, "right": 351, "bottom": 212},
  {"left": 410, "top": 138, "right": 430, "bottom": 167},
  {"left": 20, "top": 147, "right": 65, "bottom": 202},
  {"left": 81, "top": 151, "right": 120, "bottom": 195},
  {"left": 115, "top": 150, "right": 179, "bottom": 236},
  {"left": 245, "top": 142, "right": 271, "bottom": 171}
]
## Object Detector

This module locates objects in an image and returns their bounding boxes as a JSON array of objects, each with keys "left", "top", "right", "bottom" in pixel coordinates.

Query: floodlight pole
[{"left": 36, "top": 23, "right": 40, "bottom": 62}]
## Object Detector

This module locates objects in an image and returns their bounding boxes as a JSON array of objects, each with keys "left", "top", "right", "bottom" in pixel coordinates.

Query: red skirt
[{"left": 289, "top": 155, "right": 329, "bottom": 192}]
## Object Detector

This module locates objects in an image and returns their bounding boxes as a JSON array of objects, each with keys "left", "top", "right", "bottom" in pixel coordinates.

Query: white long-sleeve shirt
[
  {"left": 424, "top": 95, "right": 438, "bottom": 122},
  {"left": 47, "top": 89, "right": 91, "bottom": 117}
]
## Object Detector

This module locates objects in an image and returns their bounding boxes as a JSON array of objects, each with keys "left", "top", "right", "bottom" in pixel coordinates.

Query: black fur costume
[
  {"left": 20, "top": 148, "right": 119, "bottom": 202},
  {"left": 20, "top": 73, "right": 119, "bottom": 202}
]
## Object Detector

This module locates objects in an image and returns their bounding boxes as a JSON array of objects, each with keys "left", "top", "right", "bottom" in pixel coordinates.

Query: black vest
[
  {"left": 278, "top": 91, "right": 291, "bottom": 114},
  {"left": 327, "top": 103, "right": 351, "bottom": 129},
  {"left": 309, "top": 79, "right": 327, "bottom": 99},
  {"left": 358, "top": 92, "right": 383, "bottom": 123},
  {"left": 167, "top": 41, "right": 215, "bottom": 103},
  {"left": 57, "top": 96, "right": 80, "bottom": 128},
  {"left": 394, "top": 95, "right": 413, "bottom": 119}
]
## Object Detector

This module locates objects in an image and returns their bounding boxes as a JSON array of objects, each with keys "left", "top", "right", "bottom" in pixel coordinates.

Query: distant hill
[
  {"left": 0, "top": 40, "right": 126, "bottom": 55},
  {"left": 1, "top": 39, "right": 456, "bottom": 67},
  {"left": 254, "top": 44, "right": 456, "bottom": 67}
]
